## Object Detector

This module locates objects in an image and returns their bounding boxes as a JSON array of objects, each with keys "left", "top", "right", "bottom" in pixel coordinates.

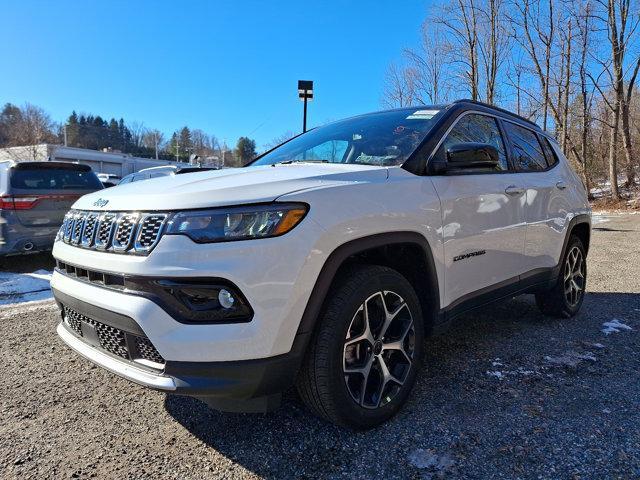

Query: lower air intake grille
[
  {"left": 62, "top": 305, "right": 165, "bottom": 368},
  {"left": 135, "top": 337, "right": 165, "bottom": 365}
]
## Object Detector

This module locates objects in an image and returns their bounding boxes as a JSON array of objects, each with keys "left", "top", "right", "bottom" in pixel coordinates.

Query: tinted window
[
  {"left": 504, "top": 122, "right": 547, "bottom": 171},
  {"left": 441, "top": 114, "right": 508, "bottom": 170},
  {"left": 252, "top": 108, "right": 441, "bottom": 167},
  {"left": 10, "top": 168, "right": 102, "bottom": 190},
  {"left": 149, "top": 172, "right": 169, "bottom": 178},
  {"left": 540, "top": 136, "right": 559, "bottom": 168}
]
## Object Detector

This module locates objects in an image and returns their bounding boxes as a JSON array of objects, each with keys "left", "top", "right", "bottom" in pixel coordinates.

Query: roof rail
[{"left": 453, "top": 99, "right": 541, "bottom": 129}]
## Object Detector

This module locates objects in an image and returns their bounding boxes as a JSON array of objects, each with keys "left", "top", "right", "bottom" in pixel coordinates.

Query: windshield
[{"left": 251, "top": 108, "right": 441, "bottom": 167}]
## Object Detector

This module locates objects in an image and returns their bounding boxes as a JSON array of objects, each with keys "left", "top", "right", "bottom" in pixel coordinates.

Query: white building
[{"left": 0, "top": 144, "right": 175, "bottom": 177}]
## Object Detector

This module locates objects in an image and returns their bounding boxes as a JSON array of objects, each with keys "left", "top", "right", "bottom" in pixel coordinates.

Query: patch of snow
[
  {"left": 486, "top": 370, "right": 504, "bottom": 379},
  {"left": 602, "top": 319, "right": 633, "bottom": 335},
  {"left": 591, "top": 215, "right": 610, "bottom": 224},
  {"left": 544, "top": 351, "right": 597, "bottom": 368},
  {"left": 0, "top": 270, "right": 52, "bottom": 306},
  {"left": 407, "top": 449, "right": 455, "bottom": 474}
]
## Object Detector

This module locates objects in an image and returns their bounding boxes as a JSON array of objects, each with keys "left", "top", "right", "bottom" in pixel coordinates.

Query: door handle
[
  {"left": 556, "top": 181, "right": 567, "bottom": 190},
  {"left": 505, "top": 185, "right": 525, "bottom": 196}
]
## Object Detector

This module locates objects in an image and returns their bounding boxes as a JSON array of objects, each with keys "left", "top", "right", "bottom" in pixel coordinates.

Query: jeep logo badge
[{"left": 92, "top": 198, "right": 109, "bottom": 208}]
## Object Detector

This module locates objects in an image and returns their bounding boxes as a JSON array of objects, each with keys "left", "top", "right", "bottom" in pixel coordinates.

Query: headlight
[{"left": 165, "top": 203, "right": 308, "bottom": 243}]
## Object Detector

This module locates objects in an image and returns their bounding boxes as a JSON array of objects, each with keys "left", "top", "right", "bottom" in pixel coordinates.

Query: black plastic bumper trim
[{"left": 54, "top": 261, "right": 254, "bottom": 325}]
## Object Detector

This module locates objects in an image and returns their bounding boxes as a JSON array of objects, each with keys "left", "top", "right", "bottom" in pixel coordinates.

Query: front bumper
[{"left": 54, "top": 287, "right": 307, "bottom": 411}]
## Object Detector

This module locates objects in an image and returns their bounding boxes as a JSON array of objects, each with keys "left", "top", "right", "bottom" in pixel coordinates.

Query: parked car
[
  {"left": 0, "top": 161, "right": 102, "bottom": 255},
  {"left": 96, "top": 173, "right": 121, "bottom": 188},
  {"left": 51, "top": 100, "right": 591, "bottom": 428},
  {"left": 118, "top": 164, "right": 216, "bottom": 185}
]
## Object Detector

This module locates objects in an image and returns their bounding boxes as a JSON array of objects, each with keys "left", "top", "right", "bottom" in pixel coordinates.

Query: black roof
[
  {"left": 451, "top": 99, "right": 541, "bottom": 130},
  {"left": 355, "top": 100, "right": 541, "bottom": 131}
]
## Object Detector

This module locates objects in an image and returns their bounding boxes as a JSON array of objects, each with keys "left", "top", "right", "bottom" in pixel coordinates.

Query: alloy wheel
[
  {"left": 342, "top": 290, "right": 415, "bottom": 409},
  {"left": 564, "top": 246, "right": 585, "bottom": 307}
]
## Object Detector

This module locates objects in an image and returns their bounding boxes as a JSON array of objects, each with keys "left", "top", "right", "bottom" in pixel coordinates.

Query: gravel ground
[{"left": 1, "top": 214, "right": 639, "bottom": 479}]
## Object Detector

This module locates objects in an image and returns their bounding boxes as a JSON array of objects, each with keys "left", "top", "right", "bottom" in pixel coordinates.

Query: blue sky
[{"left": 0, "top": 0, "right": 430, "bottom": 148}]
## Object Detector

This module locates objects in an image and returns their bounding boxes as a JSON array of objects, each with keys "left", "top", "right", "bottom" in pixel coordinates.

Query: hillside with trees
[{"left": 0, "top": 103, "right": 252, "bottom": 167}]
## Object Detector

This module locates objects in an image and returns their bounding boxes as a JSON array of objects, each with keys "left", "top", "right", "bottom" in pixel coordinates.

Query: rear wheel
[
  {"left": 535, "top": 235, "right": 587, "bottom": 318},
  {"left": 296, "top": 265, "right": 424, "bottom": 429}
]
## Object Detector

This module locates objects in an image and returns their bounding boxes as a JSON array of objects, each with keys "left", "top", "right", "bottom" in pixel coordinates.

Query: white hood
[{"left": 74, "top": 163, "right": 389, "bottom": 211}]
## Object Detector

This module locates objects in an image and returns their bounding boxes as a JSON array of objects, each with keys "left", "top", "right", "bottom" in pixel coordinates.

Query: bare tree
[
  {"left": 403, "top": 23, "right": 451, "bottom": 104},
  {"left": 191, "top": 129, "right": 214, "bottom": 156},
  {"left": 478, "top": 0, "right": 510, "bottom": 104},
  {"left": 436, "top": 0, "right": 481, "bottom": 100},
  {"left": 0, "top": 103, "right": 57, "bottom": 160},
  {"left": 511, "top": 0, "right": 556, "bottom": 130},
  {"left": 382, "top": 63, "right": 417, "bottom": 108},
  {"left": 576, "top": 0, "right": 596, "bottom": 192},
  {"left": 142, "top": 129, "right": 165, "bottom": 160},
  {"left": 127, "top": 121, "right": 146, "bottom": 149},
  {"left": 265, "top": 131, "right": 297, "bottom": 150},
  {"left": 590, "top": 0, "right": 640, "bottom": 197}
]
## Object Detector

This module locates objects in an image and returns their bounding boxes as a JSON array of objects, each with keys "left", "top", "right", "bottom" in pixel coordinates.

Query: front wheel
[
  {"left": 296, "top": 265, "right": 424, "bottom": 429},
  {"left": 535, "top": 235, "right": 587, "bottom": 318}
]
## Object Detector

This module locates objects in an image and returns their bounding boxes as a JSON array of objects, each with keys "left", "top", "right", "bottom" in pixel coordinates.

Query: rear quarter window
[
  {"left": 540, "top": 136, "right": 560, "bottom": 168},
  {"left": 503, "top": 122, "right": 548, "bottom": 171},
  {"left": 10, "top": 168, "right": 102, "bottom": 190}
]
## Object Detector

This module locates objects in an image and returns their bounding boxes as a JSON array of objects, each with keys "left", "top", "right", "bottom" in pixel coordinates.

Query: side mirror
[{"left": 446, "top": 142, "right": 499, "bottom": 170}]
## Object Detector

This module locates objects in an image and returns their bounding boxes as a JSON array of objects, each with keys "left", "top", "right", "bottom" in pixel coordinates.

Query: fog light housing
[{"left": 140, "top": 279, "right": 253, "bottom": 324}]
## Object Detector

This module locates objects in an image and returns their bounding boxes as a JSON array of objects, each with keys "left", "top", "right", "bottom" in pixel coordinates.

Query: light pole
[{"left": 298, "top": 80, "right": 313, "bottom": 133}]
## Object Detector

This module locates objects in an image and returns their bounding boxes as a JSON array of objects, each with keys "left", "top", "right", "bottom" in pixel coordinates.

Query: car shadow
[
  {"left": 164, "top": 291, "right": 640, "bottom": 478},
  {"left": 592, "top": 227, "right": 636, "bottom": 232}
]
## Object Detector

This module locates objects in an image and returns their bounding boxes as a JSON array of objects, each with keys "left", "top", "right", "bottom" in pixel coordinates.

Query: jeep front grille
[
  {"left": 60, "top": 210, "right": 169, "bottom": 255},
  {"left": 63, "top": 305, "right": 165, "bottom": 368}
]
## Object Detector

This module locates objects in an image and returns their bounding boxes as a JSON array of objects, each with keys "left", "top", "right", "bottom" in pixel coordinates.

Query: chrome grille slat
[
  {"left": 134, "top": 214, "right": 168, "bottom": 252},
  {"left": 94, "top": 213, "right": 117, "bottom": 250},
  {"left": 80, "top": 213, "right": 99, "bottom": 247},
  {"left": 70, "top": 213, "right": 87, "bottom": 245},
  {"left": 112, "top": 213, "right": 139, "bottom": 251},
  {"left": 63, "top": 212, "right": 75, "bottom": 242},
  {"left": 61, "top": 210, "right": 168, "bottom": 255}
]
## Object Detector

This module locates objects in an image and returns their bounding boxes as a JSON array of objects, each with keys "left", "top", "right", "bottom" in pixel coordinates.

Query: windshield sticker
[{"left": 406, "top": 109, "right": 439, "bottom": 120}]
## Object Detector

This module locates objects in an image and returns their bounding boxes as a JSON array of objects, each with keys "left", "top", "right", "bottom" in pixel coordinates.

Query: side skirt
[{"left": 432, "top": 266, "right": 559, "bottom": 334}]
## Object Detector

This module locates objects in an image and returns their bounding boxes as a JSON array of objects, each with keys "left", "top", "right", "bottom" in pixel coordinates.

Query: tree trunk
[
  {"left": 620, "top": 100, "right": 636, "bottom": 187},
  {"left": 609, "top": 98, "right": 621, "bottom": 200}
]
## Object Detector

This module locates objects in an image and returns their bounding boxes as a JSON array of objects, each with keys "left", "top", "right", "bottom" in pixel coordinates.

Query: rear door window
[
  {"left": 503, "top": 122, "right": 548, "bottom": 171},
  {"left": 10, "top": 168, "right": 102, "bottom": 190}
]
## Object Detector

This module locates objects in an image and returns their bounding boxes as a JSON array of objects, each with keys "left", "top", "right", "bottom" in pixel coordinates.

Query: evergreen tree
[{"left": 235, "top": 136, "right": 257, "bottom": 165}]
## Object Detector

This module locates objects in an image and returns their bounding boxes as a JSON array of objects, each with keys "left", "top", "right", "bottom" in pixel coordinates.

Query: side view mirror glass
[{"left": 446, "top": 142, "right": 499, "bottom": 170}]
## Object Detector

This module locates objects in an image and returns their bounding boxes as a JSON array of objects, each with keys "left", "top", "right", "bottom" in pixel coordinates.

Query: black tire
[
  {"left": 535, "top": 235, "right": 587, "bottom": 318},
  {"left": 296, "top": 264, "right": 424, "bottom": 429}
]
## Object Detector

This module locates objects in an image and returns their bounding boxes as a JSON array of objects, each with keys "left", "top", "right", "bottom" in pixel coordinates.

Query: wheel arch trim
[
  {"left": 561, "top": 214, "right": 592, "bottom": 261},
  {"left": 295, "top": 231, "right": 440, "bottom": 340}
]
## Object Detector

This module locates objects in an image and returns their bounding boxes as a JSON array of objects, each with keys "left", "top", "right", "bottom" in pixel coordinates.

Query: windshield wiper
[{"left": 272, "top": 159, "right": 330, "bottom": 166}]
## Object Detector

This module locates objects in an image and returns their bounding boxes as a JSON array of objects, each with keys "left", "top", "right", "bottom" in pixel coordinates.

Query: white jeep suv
[{"left": 51, "top": 100, "right": 591, "bottom": 428}]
